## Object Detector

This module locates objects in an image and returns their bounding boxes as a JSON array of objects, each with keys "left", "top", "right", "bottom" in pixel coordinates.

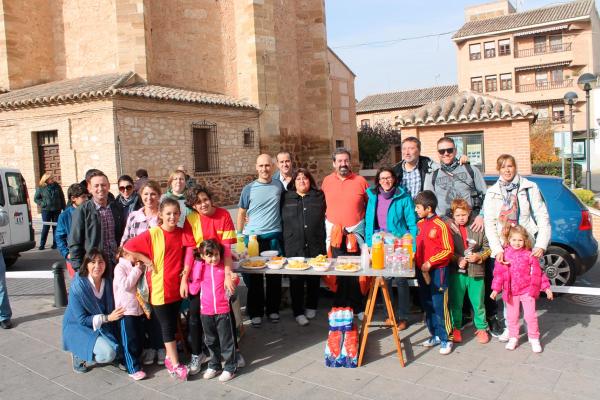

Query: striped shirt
[
  {"left": 121, "top": 208, "right": 159, "bottom": 245},
  {"left": 401, "top": 163, "right": 421, "bottom": 199}
]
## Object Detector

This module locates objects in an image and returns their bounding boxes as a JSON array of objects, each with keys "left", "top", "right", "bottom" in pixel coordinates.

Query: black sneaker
[
  {"left": 72, "top": 354, "right": 88, "bottom": 374},
  {"left": 0, "top": 319, "right": 12, "bottom": 329},
  {"left": 488, "top": 317, "right": 504, "bottom": 338}
]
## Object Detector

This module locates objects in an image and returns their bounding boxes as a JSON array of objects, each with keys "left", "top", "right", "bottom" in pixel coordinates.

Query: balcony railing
[
  {"left": 515, "top": 42, "right": 572, "bottom": 58},
  {"left": 515, "top": 78, "right": 573, "bottom": 93}
]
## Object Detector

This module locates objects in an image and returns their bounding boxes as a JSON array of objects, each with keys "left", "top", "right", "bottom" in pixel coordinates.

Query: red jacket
[{"left": 416, "top": 215, "right": 454, "bottom": 269}]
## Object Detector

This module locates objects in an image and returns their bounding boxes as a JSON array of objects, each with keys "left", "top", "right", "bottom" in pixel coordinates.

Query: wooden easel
[{"left": 357, "top": 276, "right": 405, "bottom": 367}]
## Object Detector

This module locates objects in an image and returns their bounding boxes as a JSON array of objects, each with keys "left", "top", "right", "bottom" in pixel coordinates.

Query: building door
[{"left": 37, "top": 130, "right": 61, "bottom": 183}]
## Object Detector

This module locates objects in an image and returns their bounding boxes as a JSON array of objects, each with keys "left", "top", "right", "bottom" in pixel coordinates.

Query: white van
[{"left": 0, "top": 168, "right": 35, "bottom": 266}]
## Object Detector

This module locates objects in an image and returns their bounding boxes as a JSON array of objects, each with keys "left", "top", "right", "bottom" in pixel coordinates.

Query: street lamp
[
  {"left": 577, "top": 73, "right": 599, "bottom": 190},
  {"left": 564, "top": 91, "right": 578, "bottom": 189}
]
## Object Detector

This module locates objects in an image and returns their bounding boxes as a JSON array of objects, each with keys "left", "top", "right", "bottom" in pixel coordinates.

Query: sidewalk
[{"left": 3, "top": 268, "right": 600, "bottom": 400}]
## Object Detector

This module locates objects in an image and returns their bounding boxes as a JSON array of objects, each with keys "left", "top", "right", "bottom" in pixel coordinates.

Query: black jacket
[
  {"left": 68, "top": 199, "right": 125, "bottom": 270},
  {"left": 392, "top": 155, "right": 432, "bottom": 193},
  {"left": 281, "top": 189, "right": 326, "bottom": 258}
]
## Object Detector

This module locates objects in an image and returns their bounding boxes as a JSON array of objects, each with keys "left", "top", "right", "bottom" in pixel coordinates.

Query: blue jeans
[
  {"left": 40, "top": 210, "right": 61, "bottom": 248},
  {"left": 93, "top": 336, "right": 117, "bottom": 364},
  {"left": 417, "top": 267, "right": 452, "bottom": 342},
  {"left": 386, "top": 277, "right": 410, "bottom": 321},
  {"left": 0, "top": 252, "right": 12, "bottom": 321}
]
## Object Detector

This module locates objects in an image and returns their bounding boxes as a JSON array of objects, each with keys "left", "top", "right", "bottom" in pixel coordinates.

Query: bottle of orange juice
[
  {"left": 247, "top": 234, "right": 259, "bottom": 257},
  {"left": 371, "top": 233, "right": 384, "bottom": 270},
  {"left": 235, "top": 233, "right": 246, "bottom": 255}
]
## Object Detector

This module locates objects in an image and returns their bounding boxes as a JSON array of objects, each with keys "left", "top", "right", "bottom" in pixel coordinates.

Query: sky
[{"left": 325, "top": 0, "right": 600, "bottom": 100}]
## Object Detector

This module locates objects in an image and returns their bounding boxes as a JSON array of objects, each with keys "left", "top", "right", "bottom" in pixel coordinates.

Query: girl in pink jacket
[
  {"left": 113, "top": 246, "right": 146, "bottom": 380},
  {"left": 490, "top": 225, "right": 553, "bottom": 353},
  {"left": 190, "top": 239, "right": 239, "bottom": 382}
]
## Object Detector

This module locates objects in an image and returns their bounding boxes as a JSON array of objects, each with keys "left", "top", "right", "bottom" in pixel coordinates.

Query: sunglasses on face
[
  {"left": 437, "top": 148, "right": 455, "bottom": 155},
  {"left": 119, "top": 185, "right": 133, "bottom": 191}
]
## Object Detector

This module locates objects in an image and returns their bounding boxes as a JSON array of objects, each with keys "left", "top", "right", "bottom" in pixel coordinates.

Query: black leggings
[
  {"left": 189, "top": 293, "right": 207, "bottom": 356},
  {"left": 152, "top": 301, "right": 181, "bottom": 343}
]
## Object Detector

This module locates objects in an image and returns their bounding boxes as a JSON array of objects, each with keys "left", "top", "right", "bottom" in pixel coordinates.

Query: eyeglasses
[
  {"left": 119, "top": 185, "right": 133, "bottom": 192},
  {"left": 379, "top": 176, "right": 394, "bottom": 182},
  {"left": 437, "top": 148, "right": 455, "bottom": 155}
]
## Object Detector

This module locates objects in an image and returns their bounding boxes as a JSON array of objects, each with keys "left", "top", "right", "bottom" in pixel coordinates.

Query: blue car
[{"left": 484, "top": 175, "right": 598, "bottom": 286}]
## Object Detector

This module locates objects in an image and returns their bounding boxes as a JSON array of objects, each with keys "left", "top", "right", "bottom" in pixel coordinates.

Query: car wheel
[
  {"left": 2, "top": 255, "right": 18, "bottom": 268},
  {"left": 542, "top": 246, "right": 576, "bottom": 286}
]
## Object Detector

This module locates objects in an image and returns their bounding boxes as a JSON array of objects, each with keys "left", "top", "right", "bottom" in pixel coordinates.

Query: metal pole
[
  {"left": 585, "top": 89, "right": 592, "bottom": 190},
  {"left": 52, "top": 261, "right": 68, "bottom": 307},
  {"left": 570, "top": 104, "right": 575, "bottom": 189}
]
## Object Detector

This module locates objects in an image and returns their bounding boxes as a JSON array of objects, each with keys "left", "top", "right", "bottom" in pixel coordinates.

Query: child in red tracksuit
[{"left": 414, "top": 190, "right": 454, "bottom": 355}]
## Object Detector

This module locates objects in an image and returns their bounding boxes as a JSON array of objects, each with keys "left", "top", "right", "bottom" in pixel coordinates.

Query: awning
[
  {"left": 514, "top": 24, "right": 569, "bottom": 37},
  {"left": 526, "top": 98, "right": 569, "bottom": 105},
  {"left": 515, "top": 60, "right": 571, "bottom": 72}
]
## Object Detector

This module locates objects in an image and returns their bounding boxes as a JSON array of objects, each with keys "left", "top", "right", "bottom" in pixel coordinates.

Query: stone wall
[
  {"left": 115, "top": 97, "right": 260, "bottom": 200},
  {"left": 0, "top": 100, "right": 118, "bottom": 200}
]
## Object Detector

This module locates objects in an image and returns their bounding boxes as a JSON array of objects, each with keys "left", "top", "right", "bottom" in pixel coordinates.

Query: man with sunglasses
[{"left": 424, "top": 137, "right": 486, "bottom": 232}]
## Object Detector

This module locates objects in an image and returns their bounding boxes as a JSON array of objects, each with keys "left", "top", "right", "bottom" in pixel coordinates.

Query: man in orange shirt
[{"left": 322, "top": 148, "right": 369, "bottom": 316}]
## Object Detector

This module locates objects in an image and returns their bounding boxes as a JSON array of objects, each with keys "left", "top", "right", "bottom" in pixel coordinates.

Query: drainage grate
[{"left": 564, "top": 294, "right": 600, "bottom": 307}]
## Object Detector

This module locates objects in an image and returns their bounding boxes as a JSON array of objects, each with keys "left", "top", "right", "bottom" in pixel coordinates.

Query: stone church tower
[{"left": 0, "top": 0, "right": 356, "bottom": 204}]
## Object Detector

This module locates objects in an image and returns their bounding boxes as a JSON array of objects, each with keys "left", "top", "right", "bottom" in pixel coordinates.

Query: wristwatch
[{"left": 102, "top": 314, "right": 109, "bottom": 324}]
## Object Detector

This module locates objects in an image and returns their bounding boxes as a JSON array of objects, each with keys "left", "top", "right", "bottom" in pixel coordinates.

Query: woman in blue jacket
[
  {"left": 365, "top": 167, "right": 417, "bottom": 330},
  {"left": 62, "top": 248, "right": 124, "bottom": 373}
]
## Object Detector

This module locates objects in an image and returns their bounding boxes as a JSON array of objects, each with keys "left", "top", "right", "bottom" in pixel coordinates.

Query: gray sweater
[{"left": 423, "top": 163, "right": 486, "bottom": 217}]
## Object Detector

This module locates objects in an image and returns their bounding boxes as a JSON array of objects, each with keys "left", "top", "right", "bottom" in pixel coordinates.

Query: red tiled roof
[
  {"left": 453, "top": 0, "right": 595, "bottom": 40},
  {"left": 356, "top": 85, "right": 459, "bottom": 113},
  {"left": 0, "top": 72, "right": 256, "bottom": 110},
  {"left": 396, "top": 91, "right": 535, "bottom": 126}
]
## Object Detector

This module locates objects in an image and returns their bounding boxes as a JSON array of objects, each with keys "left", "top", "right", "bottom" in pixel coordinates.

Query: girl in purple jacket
[
  {"left": 190, "top": 239, "right": 238, "bottom": 382},
  {"left": 490, "top": 225, "right": 553, "bottom": 353}
]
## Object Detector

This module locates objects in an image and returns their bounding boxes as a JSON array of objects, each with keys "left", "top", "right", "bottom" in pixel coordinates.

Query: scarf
[
  {"left": 118, "top": 192, "right": 139, "bottom": 208},
  {"left": 498, "top": 175, "right": 519, "bottom": 228},
  {"left": 441, "top": 158, "right": 460, "bottom": 173}
]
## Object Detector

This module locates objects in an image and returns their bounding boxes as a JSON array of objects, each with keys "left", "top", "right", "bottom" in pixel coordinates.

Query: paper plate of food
[
  {"left": 266, "top": 256, "right": 287, "bottom": 270},
  {"left": 285, "top": 258, "right": 311, "bottom": 271},
  {"left": 308, "top": 254, "right": 331, "bottom": 272},
  {"left": 239, "top": 257, "right": 268, "bottom": 270},
  {"left": 334, "top": 263, "right": 361, "bottom": 273}
]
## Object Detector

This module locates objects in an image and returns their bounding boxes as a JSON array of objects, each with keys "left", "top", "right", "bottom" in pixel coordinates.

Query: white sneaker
[
  {"left": 305, "top": 309, "right": 317, "bottom": 319},
  {"left": 295, "top": 315, "right": 309, "bottom": 326},
  {"left": 219, "top": 370, "right": 235, "bottom": 382},
  {"left": 141, "top": 348, "right": 156, "bottom": 365},
  {"left": 203, "top": 368, "right": 219, "bottom": 380},
  {"left": 157, "top": 348, "right": 166, "bottom": 365},
  {"left": 356, "top": 312, "right": 365, "bottom": 321},
  {"left": 529, "top": 338, "right": 542, "bottom": 353},
  {"left": 505, "top": 338, "right": 518, "bottom": 351},
  {"left": 251, "top": 317, "right": 262, "bottom": 327},
  {"left": 498, "top": 328, "right": 510, "bottom": 342},
  {"left": 268, "top": 313, "right": 280, "bottom": 323},
  {"left": 236, "top": 351, "right": 246, "bottom": 368},
  {"left": 188, "top": 353, "right": 208, "bottom": 376}
]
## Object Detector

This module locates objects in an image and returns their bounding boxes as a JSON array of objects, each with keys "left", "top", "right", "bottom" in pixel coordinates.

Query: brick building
[
  {"left": 454, "top": 0, "right": 600, "bottom": 170},
  {"left": 0, "top": 0, "right": 356, "bottom": 205}
]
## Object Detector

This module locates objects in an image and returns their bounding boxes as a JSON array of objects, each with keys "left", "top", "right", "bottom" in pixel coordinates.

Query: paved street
[{"left": 2, "top": 240, "right": 600, "bottom": 400}]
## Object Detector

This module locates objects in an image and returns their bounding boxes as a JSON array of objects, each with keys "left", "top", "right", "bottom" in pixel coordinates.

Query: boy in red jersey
[{"left": 414, "top": 190, "right": 454, "bottom": 355}]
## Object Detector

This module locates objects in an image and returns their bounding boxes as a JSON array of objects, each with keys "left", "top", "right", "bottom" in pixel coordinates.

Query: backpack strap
[{"left": 432, "top": 168, "right": 439, "bottom": 190}]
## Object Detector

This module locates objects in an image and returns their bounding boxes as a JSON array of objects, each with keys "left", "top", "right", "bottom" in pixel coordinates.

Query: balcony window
[
  {"left": 549, "top": 34, "right": 563, "bottom": 52},
  {"left": 550, "top": 67, "right": 563, "bottom": 83},
  {"left": 469, "top": 44, "right": 481, "bottom": 60},
  {"left": 471, "top": 77, "right": 483, "bottom": 93},
  {"left": 534, "top": 36, "right": 546, "bottom": 54},
  {"left": 500, "top": 73, "right": 512, "bottom": 90},
  {"left": 535, "top": 70, "right": 548, "bottom": 88},
  {"left": 498, "top": 39, "right": 511, "bottom": 56},
  {"left": 534, "top": 106, "right": 549, "bottom": 119},
  {"left": 485, "top": 75, "right": 497, "bottom": 92},
  {"left": 484, "top": 41, "right": 496, "bottom": 58},
  {"left": 552, "top": 104, "right": 565, "bottom": 122}
]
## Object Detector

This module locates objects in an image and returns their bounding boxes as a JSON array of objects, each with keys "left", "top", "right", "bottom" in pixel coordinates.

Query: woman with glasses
[
  {"left": 364, "top": 167, "right": 417, "bottom": 330},
  {"left": 115, "top": 175, "right": 142, "bottom": 222}
]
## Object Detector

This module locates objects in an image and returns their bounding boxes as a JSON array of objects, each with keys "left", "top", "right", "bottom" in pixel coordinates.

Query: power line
[{"left": 331, "top": 30, "right": 456, "bottom": 50}]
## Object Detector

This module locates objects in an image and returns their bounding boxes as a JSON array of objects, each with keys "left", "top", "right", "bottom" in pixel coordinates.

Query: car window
[
  {"left": 0, "top": 176, "right": 4, "bottom": 207},
  {"left": 5, "top": 172, "right": 26, "bottom": 205}
]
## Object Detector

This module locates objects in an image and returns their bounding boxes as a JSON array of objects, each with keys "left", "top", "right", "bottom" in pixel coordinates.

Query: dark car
[{"left": 484, "top": 175, "right": 598, "bottom": 286}]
